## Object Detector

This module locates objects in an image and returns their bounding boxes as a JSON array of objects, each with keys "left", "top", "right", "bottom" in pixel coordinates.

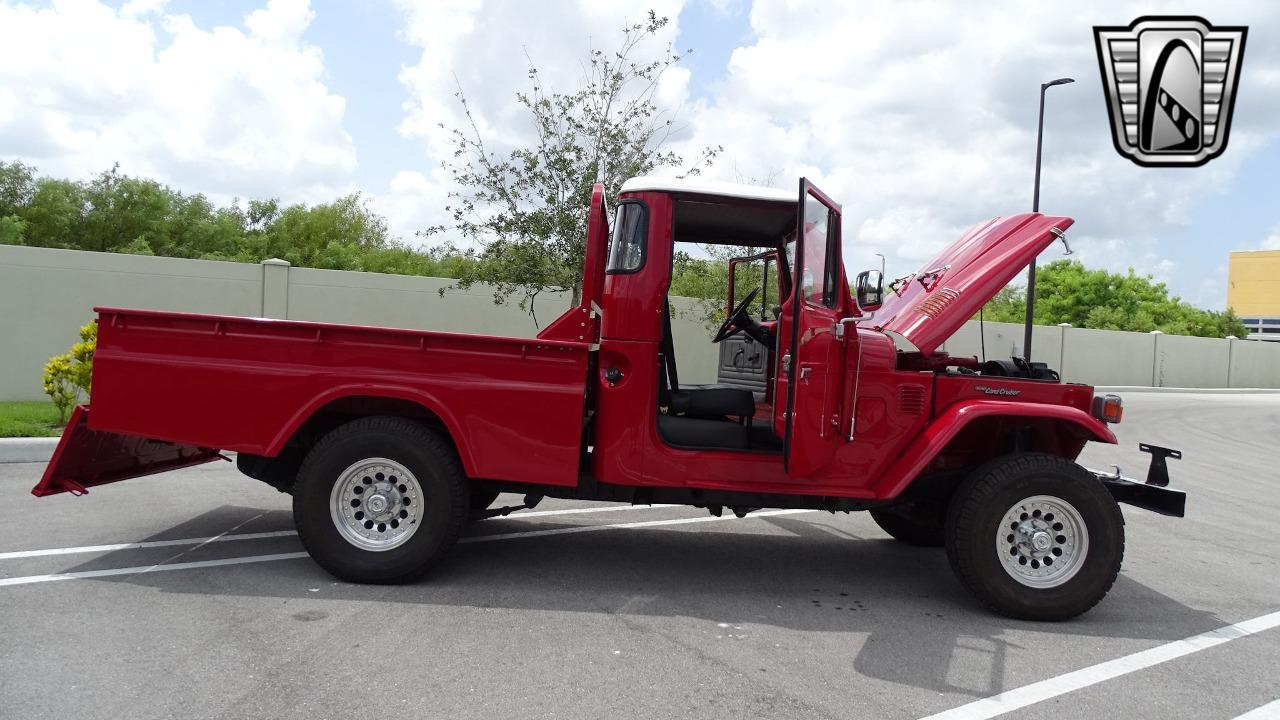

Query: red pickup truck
[{"left": 34, "top": 177, "right": 1183, "bottom": 620}]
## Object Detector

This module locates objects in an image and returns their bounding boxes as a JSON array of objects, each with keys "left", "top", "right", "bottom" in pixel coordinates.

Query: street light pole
[{"left": 1023, "top": 77, "right": 1073, "bottom": 363}]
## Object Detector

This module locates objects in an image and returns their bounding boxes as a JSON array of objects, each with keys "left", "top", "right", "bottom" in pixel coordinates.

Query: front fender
[{"left": 873, "top": 400, "right": 1116, "bottom": 500}]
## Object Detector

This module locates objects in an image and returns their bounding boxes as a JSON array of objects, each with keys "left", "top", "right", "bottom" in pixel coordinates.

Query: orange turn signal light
[{"left": 1092, "top": 393, "right": 1124, "bottom": 424}]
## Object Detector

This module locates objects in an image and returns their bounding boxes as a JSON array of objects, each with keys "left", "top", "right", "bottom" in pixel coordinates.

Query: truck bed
[{"left": 65, "top": 307, "right": 592, "bottom": 491}]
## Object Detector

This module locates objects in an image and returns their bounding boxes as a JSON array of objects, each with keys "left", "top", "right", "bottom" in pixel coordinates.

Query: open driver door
[{"left": 774, "top": 179, "right": 848, "bottom": 477}]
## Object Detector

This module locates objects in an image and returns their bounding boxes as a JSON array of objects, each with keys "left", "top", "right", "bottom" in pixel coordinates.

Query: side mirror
[{"left": 855, "top": 269, "right": 884, "bottom": 313}]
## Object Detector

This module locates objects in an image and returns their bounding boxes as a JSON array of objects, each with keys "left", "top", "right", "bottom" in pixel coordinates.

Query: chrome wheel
[
  {"left": 996, "top": 494, "right": 1088, "bottom": 588},
  {"left": 329, "top": 457, "right": 422, "bottom": 551}
]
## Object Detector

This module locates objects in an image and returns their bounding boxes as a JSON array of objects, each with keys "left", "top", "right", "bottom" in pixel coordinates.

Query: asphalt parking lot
[{"left": 1, "top": 393, "right": 1278, "bottom": 720}]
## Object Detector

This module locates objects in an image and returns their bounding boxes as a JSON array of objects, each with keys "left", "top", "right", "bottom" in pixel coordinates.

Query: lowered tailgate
[{"left": 32, "top": 405, "right": 224, "bottom": 497}]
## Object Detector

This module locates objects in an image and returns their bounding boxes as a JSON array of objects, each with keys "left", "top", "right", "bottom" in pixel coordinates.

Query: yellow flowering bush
[{"left": 42, "top": 321, "right": 97, "bottom": 424}]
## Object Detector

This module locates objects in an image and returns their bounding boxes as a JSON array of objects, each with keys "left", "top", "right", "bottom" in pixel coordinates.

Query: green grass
[{"left": 0, "top": 401, "right": 66, "bottom": 438}]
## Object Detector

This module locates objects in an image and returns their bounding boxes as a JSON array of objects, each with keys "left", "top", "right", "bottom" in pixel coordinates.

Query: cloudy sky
[{"left": 2, "top": 0, "right": 1277, "bottom": 309}]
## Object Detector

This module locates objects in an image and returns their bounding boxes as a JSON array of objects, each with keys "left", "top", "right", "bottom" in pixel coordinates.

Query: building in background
[{"left": 1228, "top": 249, "right": 1280, "bottom": 342}]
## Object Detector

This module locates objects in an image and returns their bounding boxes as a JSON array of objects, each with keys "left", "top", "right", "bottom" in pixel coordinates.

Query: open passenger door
[{"left": 776, "top": 180, "right": 847, "bottom": 477}]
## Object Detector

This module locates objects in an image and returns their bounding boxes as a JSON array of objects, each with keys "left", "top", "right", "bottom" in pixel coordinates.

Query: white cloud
[
  {"left": 663, "top": 0, "right": 1280, "bottom": 300},
  {"left": 5, "top": 0, "right": 1275, "bottom": 303},
  {"left": 121, "top": 0, "right": 167, "bottom": 17},
  {"left": 1263, "top": 225, "right": 1280, "bottom": 250},
  {"left": 379, "top": 0, "right": 688, "bottom": 241},
  {"left": 0, "top": 0, "right": 355, "bottom": 203},
  {"left": 381, "top": 0, "right": 1279, "bottom": 303},
  {"left": 657, "top": 65, "right": 692, "bottom": 109},
  {"left": 371, "top": 168, "right": 453, "bottom": 245}
]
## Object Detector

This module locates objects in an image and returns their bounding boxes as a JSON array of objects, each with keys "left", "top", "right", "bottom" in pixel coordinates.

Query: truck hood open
[{"left": 871, "top": 212, "right": 1074, "bottom": 356}]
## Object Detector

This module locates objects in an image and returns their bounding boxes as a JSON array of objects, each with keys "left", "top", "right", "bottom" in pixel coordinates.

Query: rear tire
[
  {"left": 944, "top": 453, "right": 1124, "bottom": 621},
  {"left": 870, "top": 504, "right": 945, "bottom": 547},
  {"left": 293, "top": 417, "right": 467, "bottom": 584}
]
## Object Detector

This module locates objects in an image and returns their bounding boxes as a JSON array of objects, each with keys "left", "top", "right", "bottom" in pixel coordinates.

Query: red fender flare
[{"left": 873, "top": 400, "right": 1116, "bottom": 500}]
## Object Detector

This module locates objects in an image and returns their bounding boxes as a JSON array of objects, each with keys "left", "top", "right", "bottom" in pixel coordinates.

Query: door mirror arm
[{"left": 833, "top": 316, "right": 863, "bottom": 339}]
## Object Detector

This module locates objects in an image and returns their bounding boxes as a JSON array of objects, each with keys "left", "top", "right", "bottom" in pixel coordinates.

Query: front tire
[
  {"left": 944, "top": 453, "right": 1124, "bottom": 621},
  {"left": 293, "top": 417, "right": 467, "bottom": 584}
]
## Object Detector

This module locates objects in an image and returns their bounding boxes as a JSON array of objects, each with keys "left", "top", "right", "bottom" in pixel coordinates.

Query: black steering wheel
[{"left": 713, "top": 287, "right": 764, "bottom": 343}]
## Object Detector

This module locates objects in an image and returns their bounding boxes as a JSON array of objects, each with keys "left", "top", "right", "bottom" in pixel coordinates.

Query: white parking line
[
  {"left": 919, "top": 610, "right": 1280, "bottom": 720},
  {"left": 0, "top": 508, "right": 814, "bottom": 588},
  {"left": 1235, "top": 698, "right": 1280, "bottom": 720},
  {"left": 0, "top": 530, "right": 300, "bottom": 561},
  {"left": 0, "top": 503, "right": 678, "bottom": 561},
  {"left": 0, "top": 553, "right": 311, "bottom": 588}
]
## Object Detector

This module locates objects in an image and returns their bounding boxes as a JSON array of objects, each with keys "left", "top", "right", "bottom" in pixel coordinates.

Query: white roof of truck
[{"left": 620, "top": 176, "right": 795, "bottom": 203}]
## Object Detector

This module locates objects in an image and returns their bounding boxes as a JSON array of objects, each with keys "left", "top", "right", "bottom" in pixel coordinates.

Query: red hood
[{"left": 872, "top": 212, "right": 1074, "bottom": 356}]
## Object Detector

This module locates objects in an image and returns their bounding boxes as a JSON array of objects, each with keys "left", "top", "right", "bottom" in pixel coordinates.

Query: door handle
[{"left": 799, "top": 366, "right": 812, "bottom": 381}]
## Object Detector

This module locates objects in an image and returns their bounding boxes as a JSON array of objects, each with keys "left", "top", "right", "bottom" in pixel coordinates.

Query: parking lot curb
[
  {"left": 1096, "top": 386, "right": 1280, "bottom": 394},
  {"left": 0, "top": 437, "right": 59, "bottom": 464}
]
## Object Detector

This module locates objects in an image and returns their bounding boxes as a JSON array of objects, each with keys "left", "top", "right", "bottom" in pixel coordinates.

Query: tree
[
  {"left": 19, "top": 177, "right": 88, "bottom": 249},
  {"left": 981, "top": 259, "right": 1248, "bottom": 339},
  {"left": 0, "top": 160, "right": 36, "bottom": 217},
  {"left": 0, "top": 215, "right": 24, "bottom": 245},
  {"left": 425, "top": 11, "right": 720, "bottom": 315},
  {"left": 80, "top": 164, "right": 173, "bottom": 253},
  {"left": 0, "top": 162, "right": 434, "bottom": 274},
  {"left": 254, "top": 193, "right": 391, "bottom": 268},
  {"left": 668, "top": 245, "right": 781, "bottom": 329}
]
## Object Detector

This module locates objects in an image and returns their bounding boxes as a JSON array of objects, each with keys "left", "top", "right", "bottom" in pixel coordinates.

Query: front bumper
[{"left": 1093, "top": 443, "right": 1185, "bottom": 518}]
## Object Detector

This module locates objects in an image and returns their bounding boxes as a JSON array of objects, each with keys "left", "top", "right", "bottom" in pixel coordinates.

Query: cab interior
[{"left": 655, "top": 195, "right": 797, "bottom": 453}]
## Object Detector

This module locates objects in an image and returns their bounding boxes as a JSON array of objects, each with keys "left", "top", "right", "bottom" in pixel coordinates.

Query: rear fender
[
  {"left": 32, "top": 406, "right": 225, "bottom": 497},
  {"left": 265, "top": 385, "right": 475, "bottom": 476},
  {"left": 873, "top": 400, "right": 1116, "bottom": 500}
]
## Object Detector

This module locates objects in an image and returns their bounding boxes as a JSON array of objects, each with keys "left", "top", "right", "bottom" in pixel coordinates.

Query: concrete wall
[
  {"left": 1154, "top": 333, "right": 1231, "bottom": 388},
  {"left": 1060, "top": 326, "right": 1159, "bottom": 386},
  {"left": 1227, "top": 337, "right": 1280, "bottom": 388},
  {"left": 1, "top": 245, "right": 263, "bottom": 402},
  {"left": 0, "top": 244, "right": 718, "bottom": 400},
  {"left": 3, "top": 244, "right": 1279, "bottom": 400}
]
